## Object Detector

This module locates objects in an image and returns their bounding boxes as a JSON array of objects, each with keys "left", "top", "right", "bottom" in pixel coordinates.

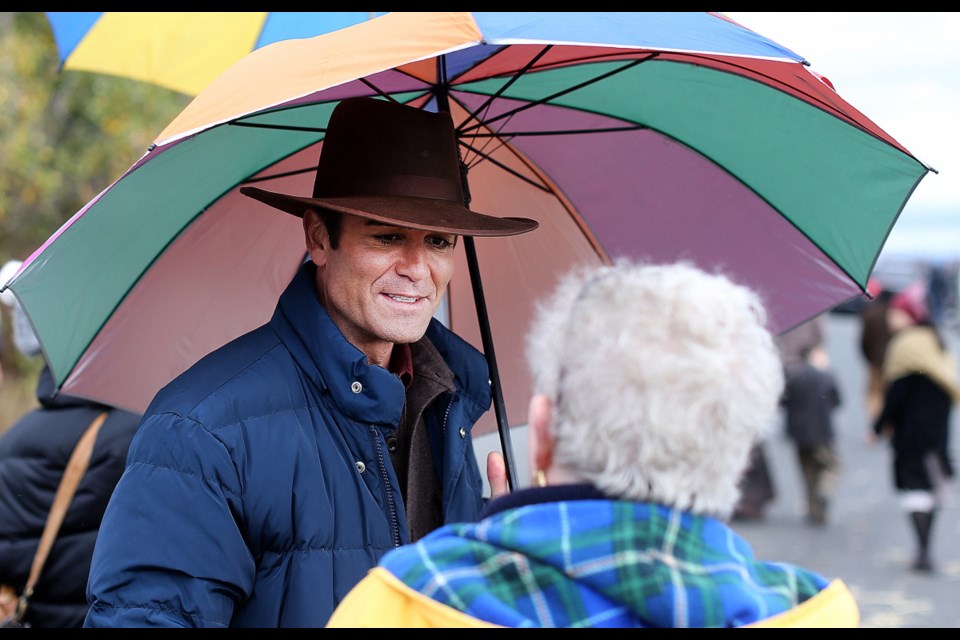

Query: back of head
[{"left": 525, "top": 259, "right": 784, "bottom": 518}]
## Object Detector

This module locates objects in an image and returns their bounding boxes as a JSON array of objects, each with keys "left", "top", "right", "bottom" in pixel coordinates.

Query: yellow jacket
[{"left": 328, "top": 567, "right": 859, "bottom": 628}]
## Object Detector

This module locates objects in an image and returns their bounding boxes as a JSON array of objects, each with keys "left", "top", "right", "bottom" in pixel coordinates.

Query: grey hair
[{"left": 525, "top": 259, "right": 784, "bottom": 518}]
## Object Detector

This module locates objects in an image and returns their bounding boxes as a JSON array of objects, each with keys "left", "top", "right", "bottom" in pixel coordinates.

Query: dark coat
[
  {"left": 0, "top": 367, "right": 141, "bottom": 628},
  {"left": 874, "top": 373, "right": 954, "bottom": 491},
  {"left": 85, "top": 261, "right": 491, "bottom": 628},
  {"left": 781, "top": 362, "right": 841, "bottom": 447}
]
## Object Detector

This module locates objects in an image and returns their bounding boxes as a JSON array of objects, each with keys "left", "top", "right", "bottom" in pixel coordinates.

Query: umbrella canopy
[
  {"left": 7, "top": 12, "right": 931, "bottom": 460},
  {"left": 45, "top": 11, "right": 381, "bottom": 95}
]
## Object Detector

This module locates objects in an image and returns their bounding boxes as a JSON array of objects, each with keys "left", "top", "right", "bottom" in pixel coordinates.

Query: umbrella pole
[
  {"left": 462, "top": 236, "right": 519, "bottom": 492},
  {"left": 432, "top": 69, "right": 518, "bottom": 491}
]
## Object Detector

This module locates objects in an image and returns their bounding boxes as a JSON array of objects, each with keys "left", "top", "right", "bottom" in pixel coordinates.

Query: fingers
[{"left": 486, "top": 451, "right": 509, "bottom": 500}]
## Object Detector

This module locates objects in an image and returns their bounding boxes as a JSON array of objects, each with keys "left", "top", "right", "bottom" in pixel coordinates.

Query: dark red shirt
[{"left": 388, "top": 342, "right": 414, "bottom": 389}]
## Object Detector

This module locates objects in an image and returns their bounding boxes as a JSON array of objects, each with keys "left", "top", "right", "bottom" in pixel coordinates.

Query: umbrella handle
[{"left": 463, "top": 236, "right": 518, "bottom": 492}]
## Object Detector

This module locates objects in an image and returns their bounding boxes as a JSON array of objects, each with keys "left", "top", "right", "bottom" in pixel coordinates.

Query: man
[{"left": 84, "top": 97, "right": 538, "bottom": 628}]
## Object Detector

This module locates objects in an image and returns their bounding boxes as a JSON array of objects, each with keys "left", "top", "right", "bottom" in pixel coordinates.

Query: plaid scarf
[{"left": 379, "top": 488, "right": 829, "bottom": 627}]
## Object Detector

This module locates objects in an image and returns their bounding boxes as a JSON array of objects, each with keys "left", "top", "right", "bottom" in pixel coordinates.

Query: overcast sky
[{"left": 725, "top": 12, "right": 960, "bottom": 262}]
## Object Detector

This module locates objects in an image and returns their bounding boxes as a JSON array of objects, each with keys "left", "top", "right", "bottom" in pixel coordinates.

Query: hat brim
[{"left": 240, "top": 186, "right": 538, "bottom": 237}]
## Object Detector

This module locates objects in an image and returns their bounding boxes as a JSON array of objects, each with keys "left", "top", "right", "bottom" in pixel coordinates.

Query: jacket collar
[{"left": 272, "top": 260, "right": 405, "bottom": 425}]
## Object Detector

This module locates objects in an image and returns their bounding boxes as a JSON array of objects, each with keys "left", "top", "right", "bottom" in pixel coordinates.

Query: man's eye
[
  {"left": 374, "top": 234, "right": 400, "bottom": 245},
  {"left": 428, "top": 236, "right": 455, "bottom": 250}
]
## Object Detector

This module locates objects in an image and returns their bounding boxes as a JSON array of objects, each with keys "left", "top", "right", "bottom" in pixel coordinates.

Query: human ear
[
  {"left": 303, "top": 209, "right": 328, "bottom": 265},
  {"left": 527, "top": 394, "right": 554, "bottom": 476}
]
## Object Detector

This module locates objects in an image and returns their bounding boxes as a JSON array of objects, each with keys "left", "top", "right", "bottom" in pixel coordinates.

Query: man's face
[{"left": 305, "top": 210, "right": 457, "bottom": 367}]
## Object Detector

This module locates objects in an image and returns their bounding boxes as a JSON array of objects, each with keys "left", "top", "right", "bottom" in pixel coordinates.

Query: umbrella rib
[
  {"left": 243, "top": 164, "right": 318, "bottom": 184},
  {"left": 469, "top": 124, "right": 645, "bottom": 137},
  {"left": 458, "top": 55, "right": 655, "bottom": 136},
  {"left": 231, "top": 121, "right": 327, "bottom": 133},
  {"left": 456, "top": 139, "right": 551, "bottom": 193},
  {"left": 456, "top": 45, "right": 554, "bottom": 137},
  {"left": 360, "top": 77, "right": 404, "bottom": 102},
  {"left": 452, "top": 55, "right": 651, "bottom": 178}
]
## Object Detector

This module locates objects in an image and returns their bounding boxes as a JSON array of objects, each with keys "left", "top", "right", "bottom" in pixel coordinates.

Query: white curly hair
[{"left": 525, "top": 259, "right": 784, "bottom": 518}]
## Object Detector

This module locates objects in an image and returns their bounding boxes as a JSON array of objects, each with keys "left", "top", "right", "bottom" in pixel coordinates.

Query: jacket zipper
[
  {"left": 441, "top": 395, "right": 453, "bottom": 442},
  {"left": 438, "top": 396, "right": 455, "bottom": 519},
  {"left": 370, "top": 425, "right": 402, "bottom": 547}
]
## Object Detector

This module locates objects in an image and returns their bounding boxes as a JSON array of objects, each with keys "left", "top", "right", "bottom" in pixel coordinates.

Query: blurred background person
[
  {"left": 858, "top": 279, "right": 895, "bottom": 423},
  {"left": 0, "top": 280, "right": 142, "bottom": 627},
  {"left": 0, "top": 261, "right": 37, "bottom": 364},
  {"left": 926, "top": 264, "right": 949, "bottom": 327},
  {"left": 1, "top": 259, "right": 42, "bottom": 430},
  {"left": 0, "top": 294, "right": 4, "bottom": 388},
  {"left": 731, "top": 441, "right": 776, "bottom": 521},
  {"left": 732, "top": 314, "right": 828, "bottom": 522},
  {"left": 870, "top": 281, "right": 959, "bottom": 573},
  {"left": 780, "top": 341, "right": 842, "bottom": 525},
  {"left": 328, "top": 260, "right": 859, "bottom": 628},
  {"left": 774, "top": 315, "right": 842, "bottom": 525},
  {"left": 777, "top": 314, "right": 828, "bottom": 370}
]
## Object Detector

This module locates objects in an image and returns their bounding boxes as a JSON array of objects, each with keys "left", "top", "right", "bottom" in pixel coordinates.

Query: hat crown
[
  {"left": 238, "top": 97, "right": 538, "bottom": 237},
  {"left": 313, "top": 98, "right": 464, "bottom": 204}
]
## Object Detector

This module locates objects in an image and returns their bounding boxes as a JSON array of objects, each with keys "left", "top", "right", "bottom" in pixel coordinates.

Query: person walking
[
  {"left": 327, "top": 259, "right": 860, "bottom": 628},
  {"left": 731, "top": 442, "right": 776, "bottom": 520},
  {"left": 780, "top": 343, "right": 842, "bottom": 525},
  {"left": 84, "top": 97, "right": 539, "bottom": 628},
  {"left": 859, "top": 280, "right": 894, "bottom": 422},
  {"left": 926, "top": 265, "right": 949, "bottom": 327},
  {"left": 871, "top": 281, "right": 960, "bottom": 573},
  {"left": 0, "top": 292, "right": 142, "bottom": 628},
  {"left": 731, "top": 315, "right": 827, "bottom": 521}
]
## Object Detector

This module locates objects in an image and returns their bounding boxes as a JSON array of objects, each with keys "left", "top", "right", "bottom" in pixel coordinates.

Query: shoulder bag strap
[{"left": 15, "top": 411, "right": 109, "bottom": 621}]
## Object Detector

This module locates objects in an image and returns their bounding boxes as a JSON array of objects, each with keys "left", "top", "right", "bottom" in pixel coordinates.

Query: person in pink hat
[{"left": 870, "top": 281, "right": 960, "bottom": 572}]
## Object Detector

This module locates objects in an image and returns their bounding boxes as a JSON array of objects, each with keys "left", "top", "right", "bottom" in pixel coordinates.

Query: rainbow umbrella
[
  {"left": 5, "top": 12, "right": 932, "bottom": 486},
  {"left": 45, "top": 11, "right": 381, "bottom": 95}
]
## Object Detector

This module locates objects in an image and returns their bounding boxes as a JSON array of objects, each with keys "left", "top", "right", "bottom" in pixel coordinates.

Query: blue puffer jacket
[{"left": 84, "top": 261, "right": 491, "bottom": 628}]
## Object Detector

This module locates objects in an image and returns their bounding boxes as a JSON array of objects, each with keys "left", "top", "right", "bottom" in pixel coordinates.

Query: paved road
[{"left": 731, "top": 311, "right": 960, "bottom": 629}]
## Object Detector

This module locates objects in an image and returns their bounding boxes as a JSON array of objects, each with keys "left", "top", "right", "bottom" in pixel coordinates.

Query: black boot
[{"left": 909, "top": 510, "right": 935, "bottom": 572}]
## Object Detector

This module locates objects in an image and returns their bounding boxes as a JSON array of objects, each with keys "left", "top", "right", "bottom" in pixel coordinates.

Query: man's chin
[{"left": 385, "top": 321, "right": 433, "bottom": 345}]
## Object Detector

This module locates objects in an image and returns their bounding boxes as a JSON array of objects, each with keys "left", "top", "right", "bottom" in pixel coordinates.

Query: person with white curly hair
[{"left": 328, "top": 259, "right": 860, "bottom": 628}]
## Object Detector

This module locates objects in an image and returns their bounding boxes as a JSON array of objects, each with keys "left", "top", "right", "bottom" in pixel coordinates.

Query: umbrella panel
[
  {"left": 60, "top": 97, "right": 862, "bottom": 439},
  {"left": 46, "top": 12, "right": 380, "bottom": 95},
  {"left": 63, "top": 148, "right": 311, "bottom": 412}
]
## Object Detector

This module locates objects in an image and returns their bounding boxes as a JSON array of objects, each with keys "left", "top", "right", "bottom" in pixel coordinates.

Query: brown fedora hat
[{"left": 240, "top": 97, "right": 539, "bottom": 237}]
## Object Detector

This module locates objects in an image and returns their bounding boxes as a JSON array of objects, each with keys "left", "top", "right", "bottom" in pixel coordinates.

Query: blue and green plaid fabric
[{"left": 380, "top": 493, "right": 830, "bottom": 627}]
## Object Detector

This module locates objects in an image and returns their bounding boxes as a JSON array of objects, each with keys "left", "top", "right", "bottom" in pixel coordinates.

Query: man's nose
[{"left": 396, "top": 244, "right": 430, "bottom": 279}]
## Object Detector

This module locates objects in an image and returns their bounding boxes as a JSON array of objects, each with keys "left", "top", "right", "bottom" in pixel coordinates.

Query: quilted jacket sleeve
[{"left": 84, "top": 411, "right": 254, "bottom": 628}]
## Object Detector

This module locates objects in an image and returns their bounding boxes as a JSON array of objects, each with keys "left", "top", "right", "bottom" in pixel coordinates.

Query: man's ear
[
  {"left": 527, "top": 393, "right": 554, "bottom": 475},
  {"left": 303, "top": 209, "right": 327, "bottom": 266}
]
